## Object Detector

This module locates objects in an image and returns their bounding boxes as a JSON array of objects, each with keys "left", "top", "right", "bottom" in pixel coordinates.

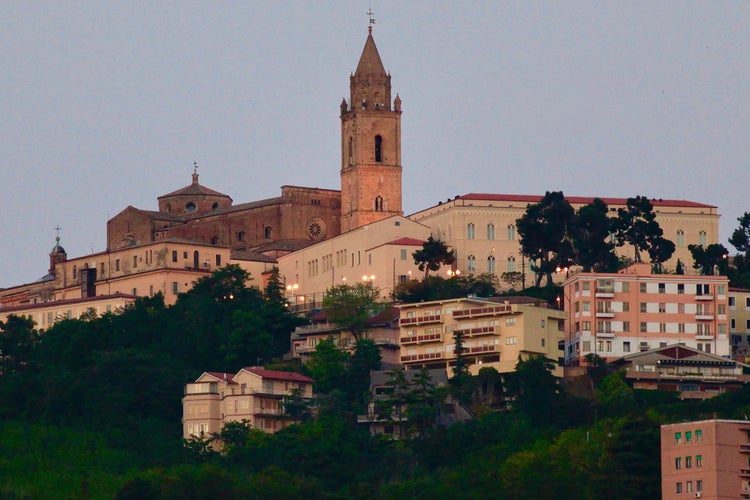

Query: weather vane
[
  {"left": 367, "top": 8, "right": 375, "bottom": 33},
  {"left": 193, "top": 161, "right": 199, "bottom": 175}
]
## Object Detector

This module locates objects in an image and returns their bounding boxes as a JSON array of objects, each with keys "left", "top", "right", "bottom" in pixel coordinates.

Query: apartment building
[
  {"left": 182, "top": 368, "right": 314, "bottom": 440},
  {"left": 563, "top": 263, "right": 730, "bottom": 365},
  {"left": 290, "top": 308, "right": 401, "bottom": 366},
  {"left": 662, "top": 419, "right": 750, "bottom": 499},
  {"left": 396, "top": 296, "right": 566, "bottom": 377},
  {"left": 730, "top": 288, "right": 750, "bottom": 363}
]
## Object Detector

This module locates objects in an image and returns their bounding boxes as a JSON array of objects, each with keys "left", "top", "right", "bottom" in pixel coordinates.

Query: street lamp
[{"left": 447, "top": 269, "right": 461, "bottom": 277}]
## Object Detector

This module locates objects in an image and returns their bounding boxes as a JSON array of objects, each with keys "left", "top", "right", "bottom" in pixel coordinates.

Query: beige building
[
  {"left": 562, "top": 263, "right": 730, "bottom": 365},
  {"left": 277, "top": 215, "right": 434, "bottom": 304},
  {"left": 396, "top": 296, "right": 566, "bottom": 377},
  {"left": 730, "top": 288, "right": 750, "bottom": 362},
  {"left": 661, "top": 419, "right": 750, "bottom": 499},
  {"left": 0, "top": 238, "right": 276, "bottom": 327},
  {"left": 182, "top": 367, "right": 314, "bottom": 439},
  {"left": 409, "top": 194, "right": 720, "bottom": 286}
]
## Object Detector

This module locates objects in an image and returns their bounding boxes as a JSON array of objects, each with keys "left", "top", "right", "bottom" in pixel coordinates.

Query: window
[
  {"left": 216, "top": 254, "right": 221, "bottom": 266},
  {"left": 467, "top": 255, "right": 476, "bottom": 272},
  {"left": 685, "top": 455, "right": 692, "bottom": 468},
  {"left": 659, "top": 323, "right": 667, "bottom": 333},
  {"left": 487, "top": 223, "right": 495, "bottom": 240},
  {"left": 487, "top": 255, "right": 496, "bottom": 273},
  {"left": 171, "top": 282, "right": 179, "bottom": 294},
  {"left": 675, "top": 457, "right": 682, "bottom": 469},
  {"left": 582, "top": 301, "right": 590, "bottom": 312},
  {"left": 115, "top": 259, "right": 120, "bottom": 271},
  {"left": 640, "top": 322, "right": 647, "bottom": 333},
  {"left": 696, "top": 454, "right": 702, "bottom": 466},
  {"left": 686, "top": 481, "right": 692, "bottom": 493},
  {"left": 659, "top": 303, "right": 666, "bottom": 313},
  {"left": 699, "top": 230, "right": 707, "bottom": 246},
  {"left": 237, "top": 231, "right": 245, "bottom": 241},
  {"left": 582, "top": 340, "right": 591, "bottom": 352},
  {"left": 506, "top": 318, "right": 517, "bottom": 326},
  {"left": 264, "top": 227, "right": 272, "bottom": 239},
  {"left": 623, "top": 321, "right": 630, "bottom": 332},
  {"left": 658, "top": 283, "right": 665, "bottom": 294},
  {"left": 623, "top": 341, "right": 631, "bottom": 352},
  {"left": 507, "top": 224, "right": 516, "bottom": 240},
  {"left": 400, "top": 249, "right": 407, "bottom": 260},
  {"left": 622, "top": 282, "right": 629, "bottom": 292},
  {"left": 582, "top": 321, "right": 591, "bottom": 331},
  {"left": 696, "top": 480, "right": 702, "bottom": 492},
  {"left": 467, "top": 223, "right": 475, "bottom": 240},
  {"left": 676, "top": 229, "right": 685, "bottom": 247},
  {"left": 374, "top": 195, "right": 384, "bottom": 211},
  {"left": 718, "top": 304, "right": 726, "bottom": 315},
  {"left": 622, "top": 302, "right": 630, "bottom": 312},
  {"left": 640, "top": 302, "right": 647, "bottom": 313},
  {"left": 678, "top": 323, "right": 685, "bottom": 334},
  {"left": 582, "top": 282, "right": 590, "bottom": 291},
  {"left": 718, "top": 284, "right": 726, "bottom": 295},
  {"left": 640, "top": 283, "right": 647, "bottom": 293},
  {"left": 747, "top": 296, "right": 750, "bottom": 308},
  {"left": 677, "top": 283, "right": 684, "bottom": 294},
  {"left": 505, "top": 336, "right": 517, "bottom": 345},
  {"left": 374, "top": 135, "right": 382, "bottom": 162},
  {"left": 507, "top": 256, "right": 516, "bottom": 272},
  {"left": 729, "top": 296, "right": 736, "bottom": 307}
]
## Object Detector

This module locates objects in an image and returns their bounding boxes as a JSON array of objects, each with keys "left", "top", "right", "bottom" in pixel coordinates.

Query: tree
[
  {"left": 571, "top": 198, "right": 618, "bottom": 272},
  {"left": 500, "top": 271, "right": 524, "bottom": 290},
  {"left": 406, "top": 366, "right": 444, "bottom": 439},
  {"left": 305, "top": 337, "right": 349, "bottom": 395},
  {"left": 378, "top": 368, "right": 412, "bottom": 439},
  {"left": 0, "top": 314, "right": 38, "bottom": 375},
  {"left": 516, "top": 191, "right": 575, "bottom": 287},
  {"left": 450, "top": 330, "right": 474, "bottom": 405},
  {"left": 322, "top": 283, "right": 385, "bottom": 342},
  {"left": 647, "top": 236, "right": 676, "bottom": 273},
  {"left": 393, "top": 274, "right": 498, "bottom": 303},
  {"left": 347, "top": 339, "right": 382, "bottom": 409},
  {"left": 729, "top": 212, "right": 750, "bottom": 254},
  {"left": 505, "top": 355, "right": 562, "bottom": 427},
  {"left": 688, "top": 243, "right": 730, "bottom": 275},
  {"left": 412, "top": 236, "right": 456, "bottom": 278},
  {"left": 613, "top": 196, "right": 673, "bottom": 265}
]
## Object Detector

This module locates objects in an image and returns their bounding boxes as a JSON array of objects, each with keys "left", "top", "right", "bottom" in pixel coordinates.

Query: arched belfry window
[
  {"left": 374, "top": 195, "right": 384, "bottom": 212},
  {"left": 374, "top": 135, "right": 382, "bottom": 162},
  {"left": 348, "top": 137, "right": 353, "bottom": 165}
]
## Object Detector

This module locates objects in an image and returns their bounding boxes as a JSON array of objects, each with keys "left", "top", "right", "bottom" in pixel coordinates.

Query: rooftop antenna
[{"left": 367, "top": 8, "right": 376, "bottom": 33}]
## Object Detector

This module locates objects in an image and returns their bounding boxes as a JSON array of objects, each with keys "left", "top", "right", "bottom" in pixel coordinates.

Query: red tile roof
[
  {"left": 204, "top": 371, "right": 235, "bottom": 382},
  {"left": 242, "top": 368, "right": 314, "bottom": 383},
  {"left": 457, "top": 193, "right": 716, "bottom": 209}
]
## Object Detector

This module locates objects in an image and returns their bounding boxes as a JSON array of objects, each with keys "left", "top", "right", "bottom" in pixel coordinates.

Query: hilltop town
[{"left": 2, "top": 24, "right": 750, "bottom": 498}]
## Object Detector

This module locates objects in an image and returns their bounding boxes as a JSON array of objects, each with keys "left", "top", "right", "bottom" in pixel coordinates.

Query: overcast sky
[{"left": 2, "top": 2, "right": 748, "bottom": 288}]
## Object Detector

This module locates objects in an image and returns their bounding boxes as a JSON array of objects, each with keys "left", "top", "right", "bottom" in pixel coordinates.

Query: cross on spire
[
  {"left": 367, "top": 8, "right": 376, "bottom": 33},
  {"left": 54, "top": 224, "right": 62, "bottom": 243},
  {"left": 193, "top": 161, "right": 199, "bottom": 174}
]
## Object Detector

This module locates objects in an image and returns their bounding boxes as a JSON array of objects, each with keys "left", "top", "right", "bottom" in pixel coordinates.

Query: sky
[{"left": 2, "top": 2, "right": 749, "bottom": 288}]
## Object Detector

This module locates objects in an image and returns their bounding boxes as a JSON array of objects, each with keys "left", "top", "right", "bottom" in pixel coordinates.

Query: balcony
[
  {"left": 400, "top": 333, "right": 442, "bottom": 344},
  {"left": 452, "top": 305, "right": 511, "bottom": 319},
  {"left": 596, "top": 331, "right": 615, "bottom": 338},
  {"left": 465, "top": 344, "right": 497, "bottom": 354},
  {"left": 453, "top": 326, "right": 497, "bottom": 337},
  {"left": 184, "top": 382, "right": 218, "bottom": 395},
  {"left": 401, "top": 351, "right": 443, "bottom": 363},
  {"left": 695, "top": 294, "right": 714, "bottom": 301},
  {"left": 400, "top": 314, "right": 442, "bottom": 326},
  {"left": 695, "top": 314, "right": 714, "bottom": 321},
  {"left": 595, "top": 311, "right": 615, "bottom": 318},
  {"left": 595, "top": 290, "right": 614, "bottom": 298},
  {"left": 739, "top": 444, "right": 750, "bottom": 453},
  {"left": 740, "top": 467, "right": 750, "bottom": 477}
]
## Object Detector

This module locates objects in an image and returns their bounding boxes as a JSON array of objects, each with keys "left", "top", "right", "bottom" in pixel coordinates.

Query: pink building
[
  {"left": 661, "top": 419, "right": 750, "bottom": 499},
  {"left": 563, "top": 263, "right": 729, "bottom": 365}
]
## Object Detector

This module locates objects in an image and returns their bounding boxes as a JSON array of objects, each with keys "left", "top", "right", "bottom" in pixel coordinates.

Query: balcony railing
[
  {"left": 453, "top": 326, "right": 497, "bottom": 337},
  {"left": 740, "top": 467, "right": 750, "bottom": 477},
  {"left": 595, "top": 290, "right": 614, "bottom": 298},
  {"left": 739, "top": 444, "right": 750, "bottom": 453},
  {"left": 595, "top": 311, "right": 615, "bottom": 318},
  {"left": 465, "top": 344, "right": 497, "bottom": 354},
  {"left": 695, "top": 314, "right": 714, "bottom": 321},
  {"left": 399, "top": 314, "right": 442, "bottom": 326},
  {"left": 452, "top": 305, "right": 511, "bottom": 319},
  {"left": 400, "top": 333, "right": 442, "bottom": 344},
  {"left": 695, "top": 294, "right": 714, "bottom": 301},
  {"left": 596, "top": 331, "right": 615, "bottom": 338},
  {"left": 401, "top": 352, "right": 443, "bottom": 363}
]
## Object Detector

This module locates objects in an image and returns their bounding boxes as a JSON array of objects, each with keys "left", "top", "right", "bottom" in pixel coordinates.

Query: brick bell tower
[{"left": 339, "top": 20, "right": 403, "bottom": 233}]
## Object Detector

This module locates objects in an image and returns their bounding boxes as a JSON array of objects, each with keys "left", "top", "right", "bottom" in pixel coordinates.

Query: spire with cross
[{"left": 367, "top": 8, "right": 375, "bottom": 33}]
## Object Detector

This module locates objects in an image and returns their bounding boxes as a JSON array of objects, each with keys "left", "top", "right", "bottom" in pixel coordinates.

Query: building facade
[
  {"left": 613, "top": 344, "right": 750, "bottom": 399},
  {"left": 661, "top": 419, "right": 750, "bottom": 499},
  {"left": 182, "top": 368, "right": 315, "bottom": 439},
  {"left": 396, "top": 296, "right": 566, "bottom": 377},
  {"left": 730, "top": 288, "right": 750, "bottom": 362},
  {"left": 409, "top": 193, "right": 720, "bottom": 286},
  {"left": 563, "top": 263, "right": 730, "bottom": 365}
]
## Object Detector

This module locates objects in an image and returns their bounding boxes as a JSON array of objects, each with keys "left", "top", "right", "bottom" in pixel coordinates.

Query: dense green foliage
[{"left": 4, "top": 264, "right": 750, "bottom": 498}]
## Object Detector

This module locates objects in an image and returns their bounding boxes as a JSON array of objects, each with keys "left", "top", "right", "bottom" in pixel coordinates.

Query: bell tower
[{"left": 340, "top": 19, "right": 403, "bottom": 233}]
